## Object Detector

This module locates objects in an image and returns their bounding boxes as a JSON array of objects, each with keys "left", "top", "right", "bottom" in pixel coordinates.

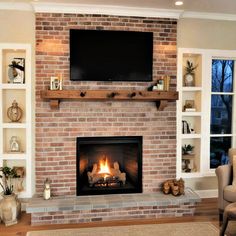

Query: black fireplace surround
[{"left": 76, "top": 136, "right": 143, "bottom": 196}]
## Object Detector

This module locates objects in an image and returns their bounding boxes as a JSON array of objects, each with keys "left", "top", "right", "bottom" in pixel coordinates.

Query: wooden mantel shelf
[{"left": 40, "top": 89, "right": 178, "bottom": 110}]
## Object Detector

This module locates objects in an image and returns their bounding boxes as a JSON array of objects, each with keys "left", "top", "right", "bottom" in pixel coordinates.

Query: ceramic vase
[
  {"left": 0, "top": 193, "right": 21, "bottom": 226},
  {"left": 184, "top": 73, "right": 195, "bottom": 86}
]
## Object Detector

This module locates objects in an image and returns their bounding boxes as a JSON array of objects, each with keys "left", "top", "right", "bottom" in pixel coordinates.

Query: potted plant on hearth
[
  {"left": 184, "top": 60, "right": 198, "bottom": 87},
  {"left": 0, "top": 166, "right": 21, "bottom": 226}
]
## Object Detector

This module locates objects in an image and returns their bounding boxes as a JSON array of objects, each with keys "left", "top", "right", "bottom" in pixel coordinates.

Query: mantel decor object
[
  {"left": 184, "top": 60, "right": 198, "bottom": 87},
  {"left": 50, "top": 75, "right": 62, "bottom": 90},
  {"left": 163, "top": 75, "right": 170, "bottom": 91},
  {"left": 7, "top": 100, "right": 23, "bottom": 122}
]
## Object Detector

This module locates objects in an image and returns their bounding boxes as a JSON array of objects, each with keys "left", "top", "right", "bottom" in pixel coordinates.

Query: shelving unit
[
  {"left": 0, "top": 43, "right": 33, "bottom": 198},
  {"left": 177, "top": 49, "right": 204, "bottom": 178}
]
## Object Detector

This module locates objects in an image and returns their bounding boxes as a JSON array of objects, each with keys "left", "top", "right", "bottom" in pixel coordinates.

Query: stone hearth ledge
[{"left": 26, "top": 188, "right": 200, "bottom": 225}]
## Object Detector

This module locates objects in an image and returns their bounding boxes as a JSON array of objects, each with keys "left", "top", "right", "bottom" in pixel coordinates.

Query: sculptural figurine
[
  {"left": 43, "top": 178, "right": 51, "bottom": 200},
  {"left": 10, "top": 136, "right": 20, "bottom": 152}
]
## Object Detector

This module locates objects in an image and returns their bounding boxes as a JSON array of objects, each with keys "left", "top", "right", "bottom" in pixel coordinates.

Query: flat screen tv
[{"left": 70, "top": 29, "right": 153, "bottom": 82}]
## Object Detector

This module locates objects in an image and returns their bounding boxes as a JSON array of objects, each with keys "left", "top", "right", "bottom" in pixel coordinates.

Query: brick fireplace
[
  {"left": 35, "top": 13, "right": 177, "bottom": 197},
  {"left": 33, "top": 13, "right": 181, "bottom": 224}
]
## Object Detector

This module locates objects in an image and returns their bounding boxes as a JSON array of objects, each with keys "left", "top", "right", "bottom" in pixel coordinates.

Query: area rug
[{"left": 26, "top": 222, "right": 218, "bottom": 236}]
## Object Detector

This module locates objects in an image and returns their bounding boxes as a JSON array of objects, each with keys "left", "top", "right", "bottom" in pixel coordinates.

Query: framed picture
[
  {"left": 8, "top": 58, "right": 25, "bottom": 84},
  {"left": 50, "top": 76, "right": 62, "bottom": 90},
  {"left": 184, "top": 100, "right": 196, "bottom": 112}
]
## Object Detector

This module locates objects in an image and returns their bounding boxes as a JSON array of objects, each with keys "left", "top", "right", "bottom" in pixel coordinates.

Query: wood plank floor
[{"left": 0, "top": 198, "right": 219, "bottom": 236}]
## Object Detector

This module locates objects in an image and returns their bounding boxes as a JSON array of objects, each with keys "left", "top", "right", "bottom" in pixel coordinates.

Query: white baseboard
[{"left": 195, "top": 189, "right": 218, "bottom": 198}]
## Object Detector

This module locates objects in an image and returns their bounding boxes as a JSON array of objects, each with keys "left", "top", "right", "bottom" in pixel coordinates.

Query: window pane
[
  {"left": 211, "top": 60, "right": 234, "bottom": 92},
  {"left": 210, "top": 95, "right": 232, "bottom": 134},
  {"left": 210, "top": 137, "right": 231, "bottom": 169}
]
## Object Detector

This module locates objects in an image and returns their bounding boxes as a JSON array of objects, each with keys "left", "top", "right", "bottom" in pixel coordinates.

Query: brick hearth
[{"left": 27, "top": 188, "right": 200, "bottom": 225}]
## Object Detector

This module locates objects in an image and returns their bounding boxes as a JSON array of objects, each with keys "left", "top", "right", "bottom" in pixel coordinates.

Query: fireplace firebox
[{"left": 76, "top": 136, "right": 142, "bottom": 195}]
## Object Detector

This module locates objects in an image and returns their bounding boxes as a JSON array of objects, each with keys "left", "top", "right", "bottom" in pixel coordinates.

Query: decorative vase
[
  {"left": 184, "top": 73, "right": 195, "bottom": 86},
  {"left": 0, "top": 193, "right": 21, "bottom": 226},
  {"left": 7, "top": 100, "right": 23, "bottom": 122}
]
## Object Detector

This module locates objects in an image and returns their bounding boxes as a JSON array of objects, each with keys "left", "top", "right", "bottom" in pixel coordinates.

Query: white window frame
[{"left": 202, "top": 50, "right": 236, "bottom": 176}]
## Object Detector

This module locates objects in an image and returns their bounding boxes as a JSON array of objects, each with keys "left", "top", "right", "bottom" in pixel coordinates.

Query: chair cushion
[
  {"left": 224, "top": 202, "right": 236, "bottom": 219},
  {"left": 228, "top": 148, "right": 236, "bottom": 165},
  {"left": 233, "top": 155, "right": 236, "bottom": 186},
  {"left": 224, "top": 185, "right": 236, "bottom": 202}
]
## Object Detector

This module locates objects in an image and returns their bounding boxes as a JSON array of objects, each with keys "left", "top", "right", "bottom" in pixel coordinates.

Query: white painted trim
[
  {"left": 0, "top": 2, "right": 33, "bottom": 11},
  {"left": 181, "top": 11, "right": 236, "bottom": 21},
  {"left": 1, "top": 2, "right": 236, "bottom": 21},
  {"left": 195, "top": 189, "right": 218, "bottom": 198},
  {"left": 32, "top": 2, "right": 182, "bottom": 19}
]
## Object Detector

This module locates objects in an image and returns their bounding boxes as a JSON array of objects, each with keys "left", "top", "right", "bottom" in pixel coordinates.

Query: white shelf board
[
  {"left": 179, "top": 172, "right": 202, "bottom": 178},
  {"left": 181, "top": 134, "right": 201, "bottom": 139},
  {"left": 2, "top": 123, "right": 27, "bottom": 128},
  {"left": 1, "top": 84, "right": 26, "bottom": 90},
  {"left": 181, "top": 112, "right": 202, "bottom": 116},
  {"left": 2, "top": 153, "right": 27, "bottom": 160},
  {"left": 182, "top": 86, "right": 202, "bottom": 91}
]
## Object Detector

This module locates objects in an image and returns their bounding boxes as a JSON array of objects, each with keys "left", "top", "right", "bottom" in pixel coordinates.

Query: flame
[{"left": 98, "top": 157, "right": 110, "bottom": 174}]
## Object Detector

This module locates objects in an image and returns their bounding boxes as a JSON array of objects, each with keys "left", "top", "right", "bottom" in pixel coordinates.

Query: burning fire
[{"left": 98, "top": 158, "right": 110, "bottom": 174}]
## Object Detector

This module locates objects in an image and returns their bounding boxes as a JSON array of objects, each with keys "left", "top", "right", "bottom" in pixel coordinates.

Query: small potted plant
[
  {"left": 0, "top": 166, "right": 21, "bottom": 226},
  {"left": 184, "top": 60, "right": 198, "bottom": 86},
  {"left": 182, "top": 144, "right": 194, "bottom": 155}
]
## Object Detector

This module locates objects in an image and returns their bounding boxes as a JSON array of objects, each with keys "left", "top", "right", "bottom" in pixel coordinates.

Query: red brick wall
[{"left": 35, "top": 13, "right": 177, "bottom": 196}]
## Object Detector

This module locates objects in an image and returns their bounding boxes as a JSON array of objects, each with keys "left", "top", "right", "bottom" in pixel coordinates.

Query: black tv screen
[{"left": 70, "top": 29, "right": 153, "bottom": 82}]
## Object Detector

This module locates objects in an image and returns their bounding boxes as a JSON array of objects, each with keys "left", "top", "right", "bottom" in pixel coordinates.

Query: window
[{"left": 210, "top": 59, "right": 234, "bottom": 169}]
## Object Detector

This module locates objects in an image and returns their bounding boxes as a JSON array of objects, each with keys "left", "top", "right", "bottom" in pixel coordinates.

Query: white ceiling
[
  {"left": 23, "top": 0, "right": 236, "bottom": 14},
  {"left": 1, "top": 0, "right": 236, "bottom": 20}
]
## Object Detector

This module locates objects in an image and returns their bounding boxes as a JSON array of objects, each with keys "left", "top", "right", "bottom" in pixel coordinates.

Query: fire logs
[
  {"left": 87, "top": 161, "right": 126, "bottom": 187},
  {"left": 162, "top": 178, "right": 185, "bottom": 196}
]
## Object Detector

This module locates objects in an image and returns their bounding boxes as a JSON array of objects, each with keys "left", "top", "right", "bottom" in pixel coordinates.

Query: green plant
[
  {"left": 0, "top": 166, "right": 19, "bottom": 195},
  {"left": 185, "top": 60, "right": 198, "bottom": 74},
  {"left": 182, "top": 144, "right": 194, "bottom": 154}
]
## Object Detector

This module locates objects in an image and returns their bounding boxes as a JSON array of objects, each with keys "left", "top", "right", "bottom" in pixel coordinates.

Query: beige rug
[{"left": 26, "top": 222, "right": 218, "bottom": 236}]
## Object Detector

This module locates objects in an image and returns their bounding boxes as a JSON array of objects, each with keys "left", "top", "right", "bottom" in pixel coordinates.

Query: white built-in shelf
[
  {"left": 0, "top": 43, "right": 33, "bottom": 198},
  {"left": 177, "top": 48, "right": 204, "bottom": 178}
]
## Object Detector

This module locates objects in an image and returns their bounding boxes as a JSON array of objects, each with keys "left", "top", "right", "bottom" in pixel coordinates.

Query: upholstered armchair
[{"left": 215, "top": 148, "right": 236, "bottom": 221}]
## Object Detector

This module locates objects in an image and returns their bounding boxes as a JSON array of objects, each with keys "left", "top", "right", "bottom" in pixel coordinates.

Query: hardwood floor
[{"left": 0, "top": 198, "right": 219, "bottom": 236}]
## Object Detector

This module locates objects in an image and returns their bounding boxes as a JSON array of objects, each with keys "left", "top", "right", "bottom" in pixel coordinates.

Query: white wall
[
  {"left": 0, "top": 10, "right": 35, "bottom": 44},
  {"left": 178, "top": 18, "right": 236, "bottom": 50}
]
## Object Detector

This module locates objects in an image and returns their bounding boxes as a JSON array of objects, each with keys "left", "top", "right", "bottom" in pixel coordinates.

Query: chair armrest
[{"left": 215, "top": 164, "right": 232, "bottom": 210}]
